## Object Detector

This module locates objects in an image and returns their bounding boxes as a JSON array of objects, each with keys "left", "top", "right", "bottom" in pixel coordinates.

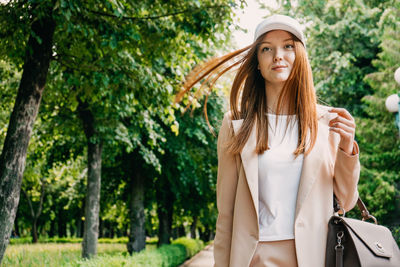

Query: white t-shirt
[{"left": 258, "top": 113, "right": 304, "bottom": 241}]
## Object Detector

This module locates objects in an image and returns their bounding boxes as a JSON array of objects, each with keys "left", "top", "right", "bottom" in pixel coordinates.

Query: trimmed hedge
[
  {"left": 78, "top": 237, "right": 205, "bottom": 267},
  {"left": 7, "top": 236, "right": 204, "bottom": 266},
  {"left": 171, "top": 237, "right": 204, "bottom": 258},
  {"left": 9, "top": 237, "right": 129, "bottom": 245}
]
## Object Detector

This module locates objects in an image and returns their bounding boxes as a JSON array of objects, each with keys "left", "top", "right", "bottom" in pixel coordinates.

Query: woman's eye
[
  {"left": 261, "top": 47, "right": 271, "bottom": 52},
  {"left": 285, "top": 44, "right": 294, "bottom": 49}
]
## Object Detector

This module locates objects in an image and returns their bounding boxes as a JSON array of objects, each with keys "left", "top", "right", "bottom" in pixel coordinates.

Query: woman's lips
[{"left": 272, "top": 65, "right": 287, "bottom": 70}]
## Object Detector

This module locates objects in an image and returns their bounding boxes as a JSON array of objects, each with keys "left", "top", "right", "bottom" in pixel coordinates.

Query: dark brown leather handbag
[{"left": 325, "top": 196, "right": 400, "bottom": 267}]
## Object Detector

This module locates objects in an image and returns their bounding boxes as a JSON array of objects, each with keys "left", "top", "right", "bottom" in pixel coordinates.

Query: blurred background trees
[{"left": 0, "top": 0, "right": 235, "bottom": 262}]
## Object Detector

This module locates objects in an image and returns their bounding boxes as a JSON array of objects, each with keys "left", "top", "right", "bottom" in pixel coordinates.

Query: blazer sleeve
[
  {"left": 214, "top": 113, "right": 239, "bottom": 267},
  {"left": 333, "top": 140, "right": 360, "bottom": 212}
]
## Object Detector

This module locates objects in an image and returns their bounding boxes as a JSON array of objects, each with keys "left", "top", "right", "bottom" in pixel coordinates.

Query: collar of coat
[{"left": 229, "top": 104, "right": 332, "bottom": 222}]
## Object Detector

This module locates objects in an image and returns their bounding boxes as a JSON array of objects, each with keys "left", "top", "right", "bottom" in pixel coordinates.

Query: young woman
[{"left": 178, "top": 14, "right": 360, "bottom": 267}]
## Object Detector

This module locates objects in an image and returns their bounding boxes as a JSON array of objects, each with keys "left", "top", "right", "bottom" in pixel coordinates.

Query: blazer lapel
[
  {"left": 294, "top": 133, "right": 318, "bottom": 219},
  {"left": 232, "top": 119, "right": 259, "bottom": 220},
  {"left": 295, "top": 106, "right": 330, "bottom": 219}
]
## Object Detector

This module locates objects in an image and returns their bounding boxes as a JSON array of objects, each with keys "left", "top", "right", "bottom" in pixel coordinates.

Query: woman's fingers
[
  {"left": 329, "top": 116, "right": 355, "bottom": 129},
  {"left": 329, "top": 121, "right": 354, "bottom": 135},
  {"left": 329, "top": 107, "right": 354, "bottom": 122},
  {"left": 328, "top": 107, "right": 356, "bottom": 155},
  {"left": 329, "top": 125, "right": 353, "bottom": 138}
]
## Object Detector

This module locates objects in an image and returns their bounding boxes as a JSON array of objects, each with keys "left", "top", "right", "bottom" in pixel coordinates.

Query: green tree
[
  {"left": 0, "top": 1, "right": 56, "bottom": 261},
  {"left": 0, "top": 0, "right": 238, "bottom": 261},
  {"left": 358, "top": 1, "right": 400, "bottom": 225}
]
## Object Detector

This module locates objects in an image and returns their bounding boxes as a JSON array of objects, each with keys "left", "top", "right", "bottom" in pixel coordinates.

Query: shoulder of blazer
[
  {"left": 316, "top": 104, "right": 340, "bottom": 127},
  {"left": 316, "top": 104, "right": 331, "bottom": 119},
  {"left": 224, "top": 105, "right": 331, "bottom": 121}
]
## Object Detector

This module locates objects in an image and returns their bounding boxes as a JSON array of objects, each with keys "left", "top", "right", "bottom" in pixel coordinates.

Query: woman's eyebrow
[{"left": 259, "top": 38, "right": 293, "bottom": 44}]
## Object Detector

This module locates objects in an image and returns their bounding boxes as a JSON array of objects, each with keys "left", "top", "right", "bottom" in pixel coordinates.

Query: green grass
[
  {"left": 77, "top": 244, "right": 187, "bottom": 267},
  {"left": 2, "top": 237, "right": 204, "bottom": 267},
  {"left": 2, "top": 243, "right": 126, "bottom": 267}
]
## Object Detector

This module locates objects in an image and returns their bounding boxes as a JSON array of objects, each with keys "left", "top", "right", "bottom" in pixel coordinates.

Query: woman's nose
[{"left": 273, "top": 54, "right": 283, "bottom": 62}]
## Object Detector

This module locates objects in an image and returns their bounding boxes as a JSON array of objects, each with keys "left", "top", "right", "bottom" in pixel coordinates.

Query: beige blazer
[{"left": 214, "top": 104, "right": 360, "bottom": 267}]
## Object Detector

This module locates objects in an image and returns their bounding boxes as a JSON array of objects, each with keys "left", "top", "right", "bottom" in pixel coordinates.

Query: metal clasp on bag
[
  {"left": 337, "top": 206, "right": 346, "bottom": 217},
  {"left": 335, "top": 231, "right": 344, "bottom": 251},
  {"left": 361, "top": 211, "right": 378, "bottom": 224}
]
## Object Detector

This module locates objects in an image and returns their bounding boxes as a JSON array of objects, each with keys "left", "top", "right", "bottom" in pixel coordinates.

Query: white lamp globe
[
  {"left": 395, "top": 67, "right": 400, "bottom": 85},
  {"left": 385, "top": 94, "right": 399, "bottom": 113}
]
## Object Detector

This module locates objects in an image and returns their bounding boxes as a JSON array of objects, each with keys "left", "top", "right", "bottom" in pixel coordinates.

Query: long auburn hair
[{"left": 176, "top": 32, "right": 318, "bottom": 156}]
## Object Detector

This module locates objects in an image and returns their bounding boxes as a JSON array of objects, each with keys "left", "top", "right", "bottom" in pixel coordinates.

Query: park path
[{"left": 179, "top": 243, "right": 214, "bottom": 267}]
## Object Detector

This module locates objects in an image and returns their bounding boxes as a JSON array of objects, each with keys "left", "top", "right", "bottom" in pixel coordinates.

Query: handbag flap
[{"left": 342, "top": 217, "right": 393, "bottom": 258}]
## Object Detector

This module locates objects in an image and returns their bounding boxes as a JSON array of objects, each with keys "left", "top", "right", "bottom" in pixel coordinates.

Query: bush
[
  {"left": 42, "top": 237, "right": 83, "bottom": 243},
  {"left": 172, "top": 237, "right": 204, "bottom": 258},
  {"left": 2, "top": 243, "right": 126, "bottom": 267},
  {"left": 391, "top": 226, "right": 400, "bottom": 247},
  {"left": 78, "top": 237, "right": 205, "bottom": 267},
  {"left": 78, "top": 244, "right": 187, "bottom": 267},
  {"left": 9, "top": 237, "right": 129, "bottom": 245},
  {"left": 9, "top": 237, "right": 32, "bottom": 245},
  {"left": 6, "top": 237, "right": 205, "bottom": 267},
  {"left": 98, "top": 237, "right": 128, "bottom": 244}
]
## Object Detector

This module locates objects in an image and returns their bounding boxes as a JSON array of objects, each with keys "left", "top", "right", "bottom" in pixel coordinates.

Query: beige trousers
[{"left": 249, "top": 239, "right": 298, "bottom": 267}]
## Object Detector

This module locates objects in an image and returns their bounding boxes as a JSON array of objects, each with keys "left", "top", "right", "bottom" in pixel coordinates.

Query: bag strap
[{"left": 333, "top": 195, "right": 378, "bottom": 224}]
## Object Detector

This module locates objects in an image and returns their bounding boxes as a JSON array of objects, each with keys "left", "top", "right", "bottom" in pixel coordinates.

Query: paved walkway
[{"left": 179, "top": 243, "right": 214, "bottom": 267}]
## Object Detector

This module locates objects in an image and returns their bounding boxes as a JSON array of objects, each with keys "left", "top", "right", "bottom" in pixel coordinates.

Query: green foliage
[
  {"left": 295, "top": 0, "right": 382, "bottom": 116},
  {"left": 8, "top": 237, "right": 33, "bottom": 245},
  {"left": 356, "top": 0, "right": 400, "bottom": 226},
  {"left": 392, "top": 226, "right": 400, "bottom": 247},
  {"left": 171, "top": 237, "right": 204, "bottom": 258},
  {"left": 97, "top": 238, "right": 128, "bottom": 244},
  {"left": 0, "top": 60, "right": 19, "bottom": 151},
  {"left": 1, "top": 0, "right": 237, "bottom": 247},
  {"left": 154, "top": 91, "right": 226, "bottom": 239}
]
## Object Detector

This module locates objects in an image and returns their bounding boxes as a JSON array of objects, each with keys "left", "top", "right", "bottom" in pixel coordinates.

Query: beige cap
[{"left": 254, "top": 14, "right": 306, "bottom": 47}]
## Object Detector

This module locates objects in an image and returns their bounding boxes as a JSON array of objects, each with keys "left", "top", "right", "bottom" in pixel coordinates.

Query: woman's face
[{"left": 257, "top": 30, "right": 295, "bottom": 87}]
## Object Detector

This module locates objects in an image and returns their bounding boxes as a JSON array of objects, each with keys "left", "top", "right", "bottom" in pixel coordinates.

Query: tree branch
[
  {"left": 36, "top": 180, "right": 46, "bottom": 220},
  {"left": 84, "top": 4, "right": 228, "bottom": 21},
  {"left": 21, "top": 188, "right": 35, "bottom": 219}
]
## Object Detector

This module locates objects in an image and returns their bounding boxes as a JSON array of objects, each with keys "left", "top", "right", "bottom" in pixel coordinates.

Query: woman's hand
[{"left": 328, "top": 108, "right": 356, "bottom": 155}]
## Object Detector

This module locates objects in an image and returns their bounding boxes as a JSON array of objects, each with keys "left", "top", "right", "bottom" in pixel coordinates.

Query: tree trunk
[
  {"left": 13, "top": 212, "right": 20, "bottom": 237},
  {"left": 76, "top": 215, "right": 82, "bottom": 238},
  {"left": 110, "top": 225, "right": 114, "bottom": 238},
  {"left": 157, "top": 205, "right": 173, "bottom": 245},
  {"left": 49, "top": 218, "right": 56, "bottom": 238},
  {"left": 69, "top": 222, "right": 75, "bottom": 237},
  {"left": 76, "top": 204, "right": 84, "bottom": 238},
  {"left": 32, "top": 220, "right": 38, "bottom": 243},
  {"left": 99, "top": 218, "right": 103, "bottom": 238},
  {"left": 190, "top": 215, "right": 198, "bottom": 239},
  {"left": 0, "top": 7, "right": 55, "bottom": 263},
  {"left": 58, "top": 207, "right": 67, "bottom": 237},
  {"left": 157, "top": 186, "right": 174, "bottom": 246},
  {"left": 79, "top": 101, "right": 102, "bottom": 259},
  {"left": 127, "top": 168, "right": 146, "bottom": 254},
  {"left": 22, "top": 181, "right": 45, "bottom": 244}
]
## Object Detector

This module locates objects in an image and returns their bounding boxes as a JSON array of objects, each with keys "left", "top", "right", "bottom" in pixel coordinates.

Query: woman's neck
[{"left": 265, "top": 82, "right": 290, "bottom": 114}]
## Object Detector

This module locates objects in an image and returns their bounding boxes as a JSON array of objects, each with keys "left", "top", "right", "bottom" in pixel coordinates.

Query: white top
[{"left": 258, "top": 113, "right": 304, "bottom": 241}]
